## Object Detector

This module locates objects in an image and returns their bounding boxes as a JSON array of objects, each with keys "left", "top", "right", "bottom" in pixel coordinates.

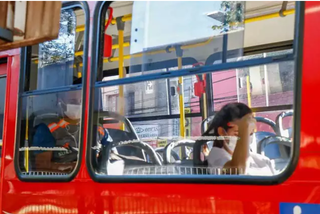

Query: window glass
[
  {"left": 99, "top": 1, "right": 245, "bottom": 82},
  {"left": 17, "top": 90, "right": 82, "bottom": 176},
  {"left": 0, "top": 76, "right": 6, "bottom": 159},
  {"left": 16, "top": 7, "right": 86, "bottom": 178},
  {"left": 27, "top": 9, "right": 85, "bottom": 91},
  {"left": 101, "top": 75, "right": 200, "bottom": 117},
  {"left": 212, "top": 50, "right": 294, "bottom": 110},
  {"left": 90, "top": 61, "right": 294, "bottom": 176},
  {"left": 89, "top": 1, "right": 297, "bottom": 178}
]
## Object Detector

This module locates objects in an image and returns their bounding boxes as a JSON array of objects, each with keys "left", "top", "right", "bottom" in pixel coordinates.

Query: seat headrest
[{"left": 33, "top": 113, "right": 60, "bottom": 127}]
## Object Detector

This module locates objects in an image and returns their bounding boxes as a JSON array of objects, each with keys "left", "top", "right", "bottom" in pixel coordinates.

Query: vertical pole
[
  {"left": 24, "top": 97, "right": 29, "bottom": 172},
  {"left": 177, "top": 54, "right": 186, "bottom": 159},
  {"left": 263, "top": 53, "right": 269, "bottom": 106},
  {"left": 177, "top": 56, "right": 185, "bottom": 138},
  {"left": 222, "top": 34, "right": 228, "bottom": 63},
  {"left": 205, "top": 74, "right": 213, "bottom": 116},
  {"left": 246, "top": 75, "right": 251, "bottom": 108},
  {"left": 200, "top": 74, "right": 208, "bottom": 120},
  {"left": 236, "top": 69, "right": 240, "bottom": 102},
  {"left": 117, "top": 17, "right": 126, "bottom": 130},
  {"left": 117, "top": 19, "right": 125, "bottom": 114},
  {"left": 166, "top": 78, "right": 172, "bottom": 115}
]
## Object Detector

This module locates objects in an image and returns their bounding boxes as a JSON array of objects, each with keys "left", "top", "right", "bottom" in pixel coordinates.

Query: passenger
[
  {"left": 189, "top": 144, "right": 209, "bottom": 161},
  {"left": 31, "top": 90, "right": 105, "bottom": 173},
  {"left": 204, "top": 102, "right": 275, "bottom": 175}
]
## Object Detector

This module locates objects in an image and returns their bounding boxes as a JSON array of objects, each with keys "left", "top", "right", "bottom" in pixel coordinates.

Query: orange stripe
[
  {"left": 48, "top": 120, "right": 70, "bottom": 133},
  {"left": 57, "top": 119, "right": 64, "bottom": 126},
  {"left": 98, "top": 126, "right": 105, "bottom": 136},
  {"left": 50, "top": 125, "right": 59, "bottom": 133},
  {"left": 48, "top": 122, "right": 56, "bottom": 128},
  {"left": 58, "top": 120, "right": 70, "bottom": 128}
]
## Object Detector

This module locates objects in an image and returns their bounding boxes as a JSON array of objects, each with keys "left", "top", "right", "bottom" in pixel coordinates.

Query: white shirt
[{"left": 207, "top": 147, "right": 275, "bottom": 176}]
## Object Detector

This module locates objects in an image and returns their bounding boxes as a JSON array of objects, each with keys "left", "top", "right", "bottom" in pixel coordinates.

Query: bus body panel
[{"left": 0, "top": 1, "right": 319, "bottom": 214}]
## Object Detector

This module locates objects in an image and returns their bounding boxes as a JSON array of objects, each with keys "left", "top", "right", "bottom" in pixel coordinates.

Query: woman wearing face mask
[{"left": 204, "top": 102, "right": 275, "bottom": 175}]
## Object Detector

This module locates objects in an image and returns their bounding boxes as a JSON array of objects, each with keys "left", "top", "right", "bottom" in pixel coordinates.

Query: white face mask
[
  {"left": 64, "top": 104, "right": 81, "bottom": 120},
  {"left": 226, "top": 136, "right": 238, "bottom": 152},
  {"left": 223, "top": 128, "right": 237, "bottom": 152},
  {"left": 227, "top": 134, "right": 254, "bottom": 152}
]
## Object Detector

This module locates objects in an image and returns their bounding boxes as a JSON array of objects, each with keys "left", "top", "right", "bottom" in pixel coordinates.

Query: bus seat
[{"left": 33, "top": 112, "right": 60, "bottom": 127}]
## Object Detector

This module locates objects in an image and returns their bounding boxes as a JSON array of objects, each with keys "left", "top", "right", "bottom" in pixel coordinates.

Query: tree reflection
[{"left": 38, "top": 10, "right": 76, "bottom": 68}]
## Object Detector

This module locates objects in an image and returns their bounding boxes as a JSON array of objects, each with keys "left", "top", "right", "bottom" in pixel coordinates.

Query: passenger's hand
[{"left": 232, "top": 113, "right": 256, "bottom": 135}]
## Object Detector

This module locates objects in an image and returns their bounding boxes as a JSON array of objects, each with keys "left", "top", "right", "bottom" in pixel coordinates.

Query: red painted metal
[{"left": 0, "top": 2, "right": 319, "bottom": 213}]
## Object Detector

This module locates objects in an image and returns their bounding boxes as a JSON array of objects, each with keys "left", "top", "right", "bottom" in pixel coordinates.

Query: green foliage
[
  {"left": 212, "top": 1, "right": 244, "bottom": 32},
  {"left": 38, "top": 9, "right": 76, "bottom": 68}
]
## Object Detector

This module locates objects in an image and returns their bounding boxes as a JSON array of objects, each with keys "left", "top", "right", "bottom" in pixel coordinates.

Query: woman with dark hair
[{"left": 204, "top": 102, "right": 275, "bottom": 175}]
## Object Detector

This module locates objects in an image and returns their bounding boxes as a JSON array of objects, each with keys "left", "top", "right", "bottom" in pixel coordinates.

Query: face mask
[
  {"left": 223, "top": 129, "right": 238, "bottom": 152},
  {"left": 228, "top": 134, "right": 254, "bottom": 153},
  {"left": 227, "top": 136, "right": 238, "bottom": 152},
  {"left": 64, "top": 104, "right": 81, "bottom": 120}
]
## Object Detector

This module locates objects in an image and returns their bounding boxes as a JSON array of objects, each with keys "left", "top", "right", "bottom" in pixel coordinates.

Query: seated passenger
[
  {"left": 31, "top": 90, "right": 105, "bottom": 173},
  {"left": 204, "top": 103, "right": 275, "bottom": 175}
]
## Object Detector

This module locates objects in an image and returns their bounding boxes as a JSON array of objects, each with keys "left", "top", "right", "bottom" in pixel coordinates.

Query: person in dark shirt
[{"left": 32, "top": 90, "right": 105, "bottom": 173}]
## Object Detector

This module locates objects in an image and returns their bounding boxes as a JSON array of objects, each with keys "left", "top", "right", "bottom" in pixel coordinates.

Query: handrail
[
  {"left": 76, "top": 14, "right": 132, "bottom": 32},
  {"left": 74, "top": 42, "right": 130, "bottom": 56},
  {"left": 34, "top": 8, "right": 296, "bottom": 66},
  {"left": 244, "top": 9, "right": 295, "bottom": 24},
  {"left": 76, "top": 9, "right": 294, "bottom": 33},
  {"left": 100, "top": 9, "right": 295, "bottom": 63},
  {"left": 103, "top": 36, "right": 214, "bottom": 63}
]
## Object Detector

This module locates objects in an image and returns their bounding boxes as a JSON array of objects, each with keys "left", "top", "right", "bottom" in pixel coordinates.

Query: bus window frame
[
  {"left": 14, "top": 1, "right": 90, "bottom": 182},
  {"left": 87, "top": 1, "right": 303, "bottom": 184},
  {"left": 0, "top": 75, "right": 7, "bottom": 142}
]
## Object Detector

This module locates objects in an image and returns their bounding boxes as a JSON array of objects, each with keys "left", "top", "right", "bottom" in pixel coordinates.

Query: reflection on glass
[
  {"left": 130, "top": 1, "right": 244, "bottom": 53},
  {"left": 93, "top": 1, "right": 295, "bottom": 178},
  {"left": 28, "top": 9, "right": 84, "bottom": 91},
  {"left": 18, "top": 90, "right": 83, "bottom": 176},
  {"left": 213, "top": 50, "right": 294, "bottom": 110},
  {"left": 101, "top": 1, "right": 245, "bottom": 80},
  {"left": 100, "top": 76, "right": 201, "bottom": 117},
  {"left": 91, "top": 61, "right": 294, "bottom": 177}
]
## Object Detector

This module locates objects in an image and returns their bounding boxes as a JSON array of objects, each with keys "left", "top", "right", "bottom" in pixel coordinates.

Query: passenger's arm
[{"left": 223, "top": 114, "right": 256, "bottom": 174}]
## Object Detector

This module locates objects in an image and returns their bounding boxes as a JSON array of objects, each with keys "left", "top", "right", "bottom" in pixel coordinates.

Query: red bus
[{"left": 0, "top": 1, "right": 318, "bottom": 213}]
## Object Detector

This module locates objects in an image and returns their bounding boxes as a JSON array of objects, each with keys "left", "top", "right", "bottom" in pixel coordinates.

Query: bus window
[
  {"left": 27, "top": 9, "right": 83, "bottom": 91},
  {"left": 88, "top": 1, "right": 298, "bottom": 181},
  {"left": 0, "top": 76, "right": 6, "bottom": 159},
  {"left": 15, "top": 4, "right": 88, "bottom": 180},
  {"left": 90, "top": 59, "right": 294, "bottom": 176}
]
